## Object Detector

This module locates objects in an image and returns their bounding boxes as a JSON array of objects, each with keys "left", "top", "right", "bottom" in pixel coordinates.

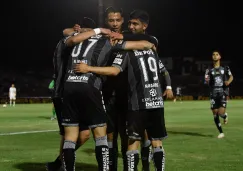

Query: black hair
[
  {"left": 82, "top": 17, "right": 97, "bottom": 29},
  {"left": 105, "top": 6, "right": 123, "bottom": 18},
  {"left": 129, "top": 9, "right": 149, "bottom": 24}
]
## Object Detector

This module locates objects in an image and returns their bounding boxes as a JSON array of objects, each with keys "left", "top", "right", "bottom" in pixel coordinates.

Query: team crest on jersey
[{"left": 149, "top": 88, "right": 157, "bottom": 97}]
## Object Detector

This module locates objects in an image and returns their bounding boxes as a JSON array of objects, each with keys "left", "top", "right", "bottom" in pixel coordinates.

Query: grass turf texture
[{"left": 0, "top": 100, "right": 242, "bottom": 171}]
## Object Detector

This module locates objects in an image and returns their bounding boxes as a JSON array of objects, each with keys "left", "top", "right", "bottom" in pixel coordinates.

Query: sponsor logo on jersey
[
  {"left": 145, "top": 83, "right": 159, "bottom": 88},
  {"left": 145, "top": 100, "right": 164, "bottom": 108},
  {"left": 134, "top": 49, "right": 154, "bottom": 56},
  {"left": 67, "top": 75, "right": 89, "bottom": 82},
  {"left": 113, "top": 58, "right": 123, "bottom": 65}
]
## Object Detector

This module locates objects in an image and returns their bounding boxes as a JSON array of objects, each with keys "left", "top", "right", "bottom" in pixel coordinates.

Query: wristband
[
  {"left": 93, "top": 28, "right": 101, "bottom": 35},
  {"left": 166, "top": 86, "right": 172, "bottom": 90}
]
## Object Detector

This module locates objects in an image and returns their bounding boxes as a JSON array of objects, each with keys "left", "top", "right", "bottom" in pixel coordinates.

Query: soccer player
[
  {"left": 103, "top": 7, "right": 162, "bottom": 171},
  {"left": 46, "top": 24, "right": 91, "bottom": 171},
  {"left": 9, "top": 83, "right": 16, "bottom": 107},
  {"left": 117, "top": 9, "right": 173, "bottom": 171},
  {"left": 205, "top": 50, "right": 233, "bottom": 138},
  {"left": 48, "top": 79, "right": 56, "bottom": 120},
  {"left": 61, "top": 26, "right": 155, "bottom": 171},
  {"left": 174, "top": 86, "right": 182, "bottom": 102},
  {"left": 74, "top": 10, "right": 169, "bottom": 171}
]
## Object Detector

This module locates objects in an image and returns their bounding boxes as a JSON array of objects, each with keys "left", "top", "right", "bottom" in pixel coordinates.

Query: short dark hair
[
  {"left": 212, "top": 49, "right": 222, "bottom": 56},
  {"left": 129, "top": 9, "right": 149, "bottom": 24},
  {"left": 82, "top": 17, "right": 96, "bottom": 28},
  {"left": 105, "top": 6, "right": 123, "bottom": 18}
]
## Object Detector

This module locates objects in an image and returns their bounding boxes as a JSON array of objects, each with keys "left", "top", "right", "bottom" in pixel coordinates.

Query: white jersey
[{"left": 9, "top": 87, "right": 16, "bottom": 97}]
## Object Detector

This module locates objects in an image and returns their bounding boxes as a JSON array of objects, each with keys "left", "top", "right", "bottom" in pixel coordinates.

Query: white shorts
[{"left": 10, "top": 95, "right": 16, "bottom": 100}]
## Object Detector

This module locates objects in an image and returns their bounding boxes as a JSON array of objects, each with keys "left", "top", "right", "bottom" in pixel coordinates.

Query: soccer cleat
[
  {"left": 224, "top": 113, "right": 228, "bottom": 124},
  {"left": 217, "top": 133, "right": 225, "bottom": 139},
  {"left": 45, "top": 162, "right": 62, "bottom": 171}
]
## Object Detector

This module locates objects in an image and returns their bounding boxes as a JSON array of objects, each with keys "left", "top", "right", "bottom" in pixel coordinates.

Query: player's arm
[
  {"left": 159, "top": 60, "right": 173, "bottom": 99},
  {"left": 75, "top": 64, "right": 121, "bottom": 76},
  {"left": 65, "top": 28, "right": 111, "bottom": 47},
  {"left": 113, "top": 40, "right": 155, "bottom": 51},
  {"left": 63, "top": 24, "right": 93, "bottom": 36},
  {"left": 74, "top": 52, "right": 128, "bottom": 76},
  {"left": 111, "top": 32, "right": 158, "bottom": 47},
  {"left": 204, "top": 68, "right": 210, "bottom": 85},
  {"left": 225, "top": 66, "right": 233, "bottom": 86}
]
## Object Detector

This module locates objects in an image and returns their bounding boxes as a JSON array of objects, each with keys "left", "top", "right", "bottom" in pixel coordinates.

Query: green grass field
[{"left": 0, "top": 100, "right": 242, "bottom": 171}]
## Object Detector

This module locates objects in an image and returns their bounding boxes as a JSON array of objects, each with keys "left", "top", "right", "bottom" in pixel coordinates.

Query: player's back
[
  {"left": 65, "top": 35, "right": 113, "bottom": 90},
  {"left": 125, "top": 49, "right": 164, "bottom": 110}
]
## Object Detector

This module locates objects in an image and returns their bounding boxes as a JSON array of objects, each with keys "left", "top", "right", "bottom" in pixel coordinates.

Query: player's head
[
  {"left": 11, "top": 84, "right": 15, "bottom": 87},
  {"left": 128, "top": 9, "right": 149, "bottom": 34},
  {"left": 212, "top": 50, "right": 221, "bottom": 62},
  {"left": 105, "top": 6, "right": 124, "bottom": 33},
  {"left": 81, "top": 17, "right": 97, "bottom": 29}
]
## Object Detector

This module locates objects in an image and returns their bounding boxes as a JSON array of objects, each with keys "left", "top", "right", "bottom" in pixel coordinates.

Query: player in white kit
[{"left": 9, "top": 84, "right": 17, "bottom": 106}]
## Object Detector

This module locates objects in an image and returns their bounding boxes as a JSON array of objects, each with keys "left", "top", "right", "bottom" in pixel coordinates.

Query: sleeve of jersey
[
  {"left": 63, "top": 32, "right": 78, "bottom": 44},
  {"left": 111, "top": 52, "right": 128, "bottom": 72},
  {"left": 226, "top": 66, "right": 232, "bottom": 76},
  {"left": 158, "top": 59, "right": 165, "bottom": 73}
]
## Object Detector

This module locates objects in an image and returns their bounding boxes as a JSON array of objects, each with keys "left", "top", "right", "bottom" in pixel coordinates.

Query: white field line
[{"left": 0, "top": 130, "right": 58, "bottom": 136}]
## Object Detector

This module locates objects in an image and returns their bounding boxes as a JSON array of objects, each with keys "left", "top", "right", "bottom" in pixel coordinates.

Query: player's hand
[
  {"left": 163, "top": 89, "right": 174, "bottom": 99},
  {"left": 143, "top": 41, "right": 155, "bottom": 50},
  {"left": 73, "top": 24, "right": 81, "bottom": 33},
  {"left": 74, "top": 63, "right": 90, "bottom": 73},
  {"left": 224, "top": 81, "right": 230, "bottom": 86},
  {"left": 100, "top": 28, "right": 112, "bottom": 35},
  {"left": 110, "top": 39, "right": 118, "bottom": 46},
  {"left": 205, "top": 75, "right": 210, "bottom": 84},
  {"left": 110, "top": 32, "right": 123, "bottom": 40}
]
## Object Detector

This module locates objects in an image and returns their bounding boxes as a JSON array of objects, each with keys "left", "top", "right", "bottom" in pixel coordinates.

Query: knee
[{"left": 79, "top": 130, "right": 90, "bottom": 142}]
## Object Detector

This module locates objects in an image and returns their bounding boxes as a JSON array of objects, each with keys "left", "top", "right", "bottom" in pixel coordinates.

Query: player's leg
[
  {"left": 141, "top": 130, "right": 152, "bottom": 171},
  {"left": 51, "top": 102, "right": 56, "bottom": 120},
  {"left": 146, "top": 108, "right": 167, "bottom": 171},
  {"left": 117, "top": 109, "right": 128, "bottom": 171},
  {"left": 126, "top": 110, "right": 146, "bottom": 171},
  {"left": 62, "top": 126, "right": 79, "bottom": 171},
  {"left": 210, "top": 98, "right": 224, "bottom": 138},
  {"left": 13, "top": 96, "right": 16, "bottom": 106},
  {"left": 46, "top": 97, "right": 64, "bottom": 171},
  {"left": 46, "top": 128, "right": 90, "bottom": 171},
  {"left": 86, "top": 86, "right": 109, "bottom": 170},
  {"left": 9, "top": 97, "right": 12, "bottom": 106},
  {"left": 218, "top": 95, "right": 228, "bottom": 124},
  {"left": 61, "top": 84, "right": 84, "bottom": 171},
  {"left": 106, "top": 102, "right": 119, "bottom": 171}
]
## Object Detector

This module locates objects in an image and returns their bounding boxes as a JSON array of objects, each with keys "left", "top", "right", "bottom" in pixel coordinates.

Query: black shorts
[
  {"left": 210, "top": 94, "right": 227, "bottom": 109},
  {"left": 127, "top": 108, "right": 167, "bottom": 141},
  {"left": 52, "top": 97, "right": 89, "bottom": 135},
  {"left": 62, "top": 83, "right": 107, "bottom": 128}
]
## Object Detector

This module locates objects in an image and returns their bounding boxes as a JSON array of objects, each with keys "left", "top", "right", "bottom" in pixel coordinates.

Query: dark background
[{"left": 0, "top": 0, "right": 242, "bottom": 97}]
